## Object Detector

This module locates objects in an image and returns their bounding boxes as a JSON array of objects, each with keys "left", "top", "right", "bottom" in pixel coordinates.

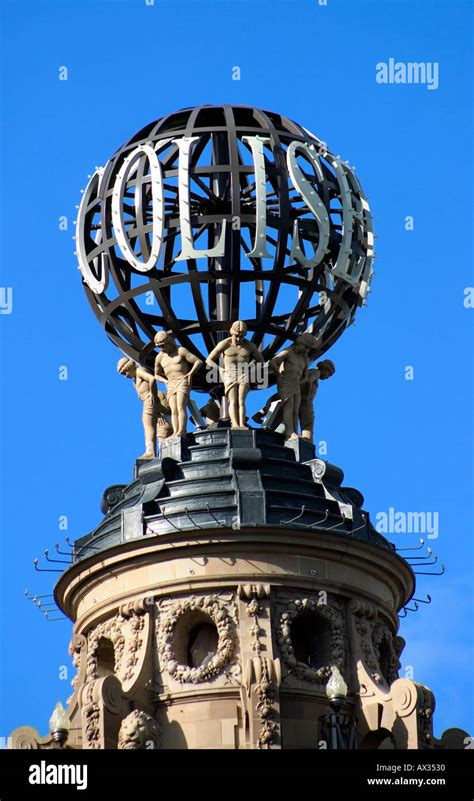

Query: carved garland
[
  {"left": 245, "top": 593, "right": 278, "bottom": 748},
  {"left": 276, "top": 596, "right": 345, "bottom": 684},
  {"left": 372, "top": 622, "right": 400, "bottom": 686},
  {"left": 157, "top": 595, "right": 236, "bottom": 683},
  {"left": 82, "top": 682, "right": 101, "bottom": 750},
  {"left": 68, "top": 633, "right": 87, "bottom": 706},
  {"left": 349, "top": 599, "right": 399, "bottom": 686},
  {"left": 85, "top": 611, "right": 146, "bottom": 685}
]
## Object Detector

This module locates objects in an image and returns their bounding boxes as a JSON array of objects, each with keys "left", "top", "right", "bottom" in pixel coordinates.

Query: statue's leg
[
  {"left": 228, "top": 385, "right": 239, "bottom": 428},
  {"left": 169, "top": 395, "right": 178, "bottom": 436},
  {"left": 292, "top": 399, "right": 300, "bottom": 440},
  {"left": 176, "top": 391, "right": 188, "bottom": 436},
  {"left": 238, "top": 383, "right": 249, "bottom": 428},
  {"left": 282, "top": 397, "right": 295, "bottom": 440},
  {"left": 300, "top": 411, "right": 315, "bottom": 442},
  {"left": 140, "top": 409, "right": 156, "bottom": 458}
]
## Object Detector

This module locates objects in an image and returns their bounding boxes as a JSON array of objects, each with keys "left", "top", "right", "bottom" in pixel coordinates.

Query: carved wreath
[
  {"left": 276, "top": 597, "right": 345, "bottom": 683},
  {"left": 157, "top": 595, "right": 236, "bottom": 684},
  {"left": 85, "top": 612, "right": 145, "bottom": 685}
]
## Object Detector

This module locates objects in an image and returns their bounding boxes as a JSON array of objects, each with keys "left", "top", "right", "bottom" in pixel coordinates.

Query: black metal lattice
[{"left": 76, "top": 104, "right": 374, "bottom": 391}]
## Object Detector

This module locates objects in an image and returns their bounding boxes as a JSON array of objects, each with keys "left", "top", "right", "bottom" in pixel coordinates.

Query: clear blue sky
[{"left": 0, "top": 0, "right": 472, "bottom": 742}]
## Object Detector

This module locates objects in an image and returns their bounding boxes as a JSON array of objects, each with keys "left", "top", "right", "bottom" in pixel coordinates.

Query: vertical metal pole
[
  {"left": 331, "top": 712, "right": 338, "bottom": 750},
  {"left": 212, "top": 132, "right": 231, "bottom": 419}
]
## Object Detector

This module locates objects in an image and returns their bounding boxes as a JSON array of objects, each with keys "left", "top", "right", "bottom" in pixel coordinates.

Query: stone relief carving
[
  {"left": 390, "top": 679, "right": 435, "bottom": 748},
  {"left": 255, "top": 658, "right": 277, "bottom": 748},
  {"left": 372, "top": 621, "right": 400, "bottom": 685},
  {"left": 275, "top": 595, "right": 345, "bottom": 684},
  {"left": 243, "top": 588, "right": 278, "bottom": 748},
  {"left": 82, "top": 681, "right": 101, "bottom": 750},
  {"left": 117, "top": 710, "right": 162, "bottom": 750},
  {"left": 67, "top": 633, "right": 87, "bottom": 705},
  {"left": 85, "top": 605, "right": 149, "bottom": 687},
  {"left": 156, "top": 594, "right": 239, "bottom": 684},
  {"left": 349, "top": 598, "right": 399, "bottom": 685},
  {"left": 80, "top": 675, "right": 123, "bottom": 750}
]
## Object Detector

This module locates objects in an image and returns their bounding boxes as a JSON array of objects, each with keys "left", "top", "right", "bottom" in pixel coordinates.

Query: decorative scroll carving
[
  {"left": 9, "top": 727, "right": 40, "bottom": 750},
  {"left": 81, "top": 675, "right": 123, "bottom": 750},
  {"left": 390, "top": 679, "right": 435, "bottom": 749},
  {"left": 85, "top": 603, "right": 150, "bottom": 689},
  {"left": 67, "top": 633, "right": 87, "bottom": 705}
]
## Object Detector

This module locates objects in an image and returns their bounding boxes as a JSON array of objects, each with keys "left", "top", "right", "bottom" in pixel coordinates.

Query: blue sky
[{"left": 0, "top": 0, "right": 472, "bottom": 742}]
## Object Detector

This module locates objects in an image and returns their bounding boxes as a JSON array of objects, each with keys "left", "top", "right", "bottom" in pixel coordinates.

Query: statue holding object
[
  {"left": 154, "top": 331, "right": 203, "bottom": 437},
  {"left": 206, "top": 320, "right": 265, "bottom": 429},
  {"left": 117, "top": 358, "right": 171, "bottom": 459},
  {"left": 269, "top": 333, "right": 320, "bottom": 440}
]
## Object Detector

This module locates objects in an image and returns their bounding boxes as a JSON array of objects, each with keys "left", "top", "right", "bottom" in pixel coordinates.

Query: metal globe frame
[{"left": 76, "top": 104, "right": 374, "bottom": 392}]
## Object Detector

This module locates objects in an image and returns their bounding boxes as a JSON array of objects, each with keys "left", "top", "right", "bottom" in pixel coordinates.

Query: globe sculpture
[{"left": 76, "top": 104, "right": 374, "bottom": 392}]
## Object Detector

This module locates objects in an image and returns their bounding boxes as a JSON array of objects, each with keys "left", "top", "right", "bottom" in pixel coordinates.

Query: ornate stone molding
[
  {"left": 156, "top": 594, "right": 238, "bottom": 684},
  {"left": 85, "top": 606, "right": 149, "bottom": 690},
  {"left": 80, "top": 676, "right": 123, "bottom": 750},
  {"left": 243, "top": 590, "right": 278, "bottom": 748},
  {"left": 67, "top": 633, "right": 87, "bottom": 706},
  {"left": 390, "top": 679, "right": 435, "bottom": 749},
  {"left": 275, "top": 595, "right": 345, "bottom": 684},
  {"left": 255, "top": 658, "right": 277, "bottom": 748},
  {"left": 349, "top": 598, "right": 399, "bottom": 685},
  {"left": 373, "top": 621, "right": 400, "bottom": 685}
]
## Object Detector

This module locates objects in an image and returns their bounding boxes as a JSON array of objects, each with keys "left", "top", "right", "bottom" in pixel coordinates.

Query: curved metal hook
[{"left": 280, "top": 505, "right": 306, "bottom": 525}]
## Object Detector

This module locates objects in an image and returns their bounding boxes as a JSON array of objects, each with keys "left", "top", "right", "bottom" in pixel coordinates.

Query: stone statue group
[{"left": 117, "top": 321, "right": 335, "bottom": 460}]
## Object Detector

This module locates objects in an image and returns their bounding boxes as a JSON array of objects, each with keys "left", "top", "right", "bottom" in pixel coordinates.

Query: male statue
[
  {"left": 206, "top": 320, "right": 265, "bottom": 429},
  {"left": 269, "top": 333, "right": 320, "bottom": 440},
  {"left": 154, "top": 331, "right": 203, "bottom": 437},
  {"left": 299, "top": 359, "right": 335, "bottom": 442},
  {"left": 117, "top": 357, "right": 171, "bottom": 459}
]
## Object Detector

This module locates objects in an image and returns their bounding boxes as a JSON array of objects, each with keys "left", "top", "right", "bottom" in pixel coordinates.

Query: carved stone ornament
[
  {"left": 275, "top": 595, "right": 345, "bottom": 684},
  {"left": 372, "top": 621, "right": 400, "bottom": 685},
  {"left": 255, "top": 657, "right": 278, "bottom": 748},
  {"left": 156, "top": 594, "right": 238, "bottom": 684},
  {"left": 82, "top": 682, "right": 101, "bottom": 750},
  {"left": 68, "top": 633, "right": 87, "bottom": 705},
  {"left": 349, "top": 598, "right": 398, "bottom": 685},
  {"left": 391, "top": 679, "right": 435, "bottom": 747},
  {"left": 117, "top": 710, "right": 162, "bottom": 750},
  {"left": 85, "top": 604, "right": 149, "bottom": 688},
  {"left": 243, "top": 591, "right": 278, "bottom": 748}
]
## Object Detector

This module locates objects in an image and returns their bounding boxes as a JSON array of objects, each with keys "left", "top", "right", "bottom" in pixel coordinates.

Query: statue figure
[
  {"left": 299, "top": 359, "right": 335, "bottom": 441},
  {"left": 154, "top": 331, "right": 203, "bottom": 437},
  {"left": 206, "top": 320, "right": 265, "bottom": 429},
  {"left": 269, "top": 333, "right": 319, "bottom": 440},
  {"left": 117, "top": 357, "right": 171, "bottom": 458}
]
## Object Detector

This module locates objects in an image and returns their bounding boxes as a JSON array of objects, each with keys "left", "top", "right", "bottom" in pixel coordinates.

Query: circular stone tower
[
  {"left": 10, "top": 106, "right": 468, "bottom": 751},
  {"left": 55, "top": 428, "right": 419, "bottom": 750}
]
